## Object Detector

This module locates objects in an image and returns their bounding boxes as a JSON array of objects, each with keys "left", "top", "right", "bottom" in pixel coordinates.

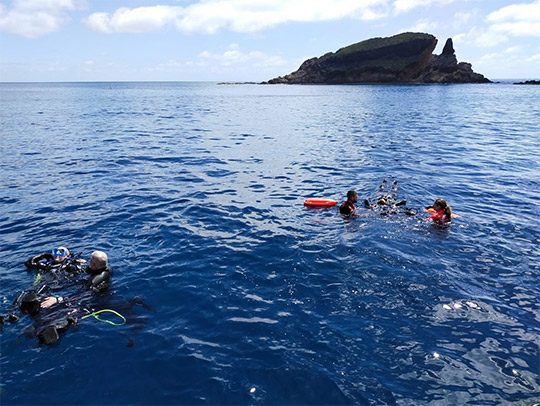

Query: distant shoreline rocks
[
  {"left": 513, "top": 80, "right": 540, "bottom": 85},
  {"left": 263, "top": 32, "right": 491, "bottom": 85},
  {"left": 217, "top": 82, "right": 259, "bottom": 85}
]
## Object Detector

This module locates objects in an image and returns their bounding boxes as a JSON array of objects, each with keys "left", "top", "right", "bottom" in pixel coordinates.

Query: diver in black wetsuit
[
  {"left": 2, "top": 250, "right": 113, "bottom": 345},
  {"left": 35, "top": 250, "right": 150, "bottom": 347},
  {"left": 86, "top": 250, "right": 113, "bottom": 292},
  {"left": 339, "top": 190, "right": 359, "bottom": 216},
  {"left": 41, "top": 250, "right": 112, "bottom": 307},
  {"left": 1, "top": 247, "right": 84, "bottom": 322},
  {"left": 364, "top": 179, "right": 417, "bottom": 216},
  {"left": 4, "top": 249, "right": 152, "bottom": 347},
  {"left": 24, "top": 246, "right": 87, "bottom": 287},
  {"left": 35, "top": 250, "right": 112, "bottom": 344},
  {"left": 25, "top": 246, "right": 85, "bottom": 273}
]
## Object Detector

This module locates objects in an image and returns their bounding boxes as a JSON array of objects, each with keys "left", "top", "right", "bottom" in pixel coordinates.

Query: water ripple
[{"left": 0, "top": 82, "right": 538, "bottom": 405}]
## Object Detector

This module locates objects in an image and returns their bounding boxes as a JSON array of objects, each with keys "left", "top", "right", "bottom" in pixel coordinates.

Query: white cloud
[
  {"left": 487, "top": 0, "right": 540, "bottom": 24},
  {"left": 197, "top": 44, "right": 287, "bottom": 68},
  {"left": 475, "top": 49, "right": 537, "bottom": 76},
  {"left": 175, "top": 0, "right": 389, "bottom": 33},
  {"left": 149, "top": 58, "right": 208, "bottom": 72},
  {"left": 476, "top": 52, "right": 498, "bottom": 64},
  {"left": 453, "top": 8, "right": 479, "bottom": 28},
  {"left": 474, "top": 28, "right": 507, "bottom": 47},
  {"left": 455, "top": 25, "right": 505, "bottom": 48},
  {"left": 393, "top": 0, "right": 457, "bottom": 14},
  {"left": 360, "top": 9, "right": 388, "bottom": 21},
  {"left": 481, "top": 0, "right": 540, "bottom": 44},
  {"left": 4, "top": 0, "right": 477, "bottom": 38},
  {"left": 502, "top": 45, "right": 523, "bottom": 54},
  {"left": 475, "top": 40, "right": 539, "bottom": 78},
  {"left": 86, "top": 0, "right": 496, "bottom": 36},
  {"left": 405, "top": 18, "right": 438, "bottom": 33},
  {"left": 85, "top": 1, "right": 390, "bottom": 35},
  {"left": 455, "top": 1, "right": 540, "bottom": 48},
  {"left": 488, "top": 21, "right": 540, "bottom": 37},
  {"left": 85, "top": 6, "right": 183, "bottom": 33},
  {"left": 403, "top": 6, "right": 479, "bottom": 34},
  {"left": 139, "top": 44, "right": 289, "bottom": 80},
  {"left": 452, "top": 33, "right": 468, "bottom": 46},
  {"left": 525, "top": 53, "right": 540, "bottom": 62},
  {"left": 0, "top": 0, "right": 81, "bottom": 38}
]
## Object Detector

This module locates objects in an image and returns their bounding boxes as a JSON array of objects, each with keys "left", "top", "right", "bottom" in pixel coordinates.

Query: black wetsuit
[
  {"left": 24, "top": 267, "right": 113, "bottom": 345},
  {"left": 3, "top": 259, "right": 113, "bottom": 345},
  {"left": 31, "top": 266, "right": 113, "bottom": 344},
  {"left": 25, "top": 252, "right": 84, "bottom": 275},
  {"left": 85, "top": 266, "right": 113, "bottom": 292},
  {"left": 339, "top": 200, "right": 356, "bottom": 215}
]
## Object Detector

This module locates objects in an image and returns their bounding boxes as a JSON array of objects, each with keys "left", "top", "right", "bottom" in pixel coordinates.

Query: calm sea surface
[{"left": 0, "top": 82, "right": 539, "bottom": 405}]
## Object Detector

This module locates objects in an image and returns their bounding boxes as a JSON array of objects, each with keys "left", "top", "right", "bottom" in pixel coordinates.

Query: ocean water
[{"left": 0, "top": 81, "right": 539, "bottom": 405}]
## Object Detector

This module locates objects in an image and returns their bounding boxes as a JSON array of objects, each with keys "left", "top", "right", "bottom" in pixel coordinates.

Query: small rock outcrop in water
[
  {"left": 514, "top": 80, "right": 540, "bottom": 85},
  {"left": 263, "top": 33, "right": 490, "bottom": 84}
]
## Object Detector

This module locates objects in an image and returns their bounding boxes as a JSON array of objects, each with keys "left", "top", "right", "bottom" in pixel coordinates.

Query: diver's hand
[{"left": 41, "top": 296, "right": 62, "bottom": 308}]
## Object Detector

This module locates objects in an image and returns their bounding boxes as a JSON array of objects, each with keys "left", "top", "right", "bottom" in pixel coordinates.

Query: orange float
[{"left": 304, "top": 198, "right": 338, "bottom": 207}]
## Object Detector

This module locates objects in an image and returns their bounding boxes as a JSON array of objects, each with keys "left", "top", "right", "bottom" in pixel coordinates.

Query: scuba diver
[
  {"left": 2, "top": 250, "right": 113, "bottom": 345},
  {"left": 1, "top": 246, "right": 85, "bottom": 323},
  {"left": 85, "top": 250, "right": 113, "bottom": 293},
  {"left": 425, "top": 198, "right": 454, "bottom": 224},
  {"left": 40, "top": 250, "right": 112, "bottom": 309},
  {"left": 339, "top": 190, "right": 360, "bottom": 216},
  {"left": 25, "top": 246, "right": 86, "bottom": 274},
  {"left": 24, "top": 246, "right": 87, "bottom": 289},
  {"left": 364, "top": 178, "right": 417, "bottom": 216}
]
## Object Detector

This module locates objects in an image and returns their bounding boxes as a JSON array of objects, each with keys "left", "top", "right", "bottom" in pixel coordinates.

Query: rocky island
[{"left": 263, "top": 32, "right": 490, "bottom": 85}]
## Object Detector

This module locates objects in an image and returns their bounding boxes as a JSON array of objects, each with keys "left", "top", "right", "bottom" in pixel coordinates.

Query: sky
[{"left": 0, "top": 0, "right": 539, "bottom": 82}]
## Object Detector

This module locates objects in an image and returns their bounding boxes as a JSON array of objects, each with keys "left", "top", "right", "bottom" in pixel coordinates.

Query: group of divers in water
[
  {"left": 2, "top": 178, "right": 453, "bottom": 346},
  {"left": 338, "top": 178, "right": 455, "bottom": 225},
  {"left": 1, "top": 248, "right": 152, "bottom": 346}
]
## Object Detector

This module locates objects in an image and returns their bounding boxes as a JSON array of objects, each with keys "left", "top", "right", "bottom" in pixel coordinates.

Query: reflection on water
[{"left": 0, "top": 82, "right": 538, "bottom": 405}]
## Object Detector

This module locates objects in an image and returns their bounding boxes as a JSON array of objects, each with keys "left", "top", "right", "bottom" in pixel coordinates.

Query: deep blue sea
[{"left": 1, "top": 81, "right": 539, "bottom": 405}]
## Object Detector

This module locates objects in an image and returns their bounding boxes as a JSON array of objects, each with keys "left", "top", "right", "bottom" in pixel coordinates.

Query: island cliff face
[{"left": 264, "top": 33, "right": 490, "bottom": 84}]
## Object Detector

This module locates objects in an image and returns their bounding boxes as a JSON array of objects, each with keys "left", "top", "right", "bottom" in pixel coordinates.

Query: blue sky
[{"left": 1, "top": 0, "right": 539, "bottom": 82}]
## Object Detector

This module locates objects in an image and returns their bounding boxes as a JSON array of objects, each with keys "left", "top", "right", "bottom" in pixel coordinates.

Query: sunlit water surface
[{"left": 1, "top": 82, "right": 539, "bottom": 405}]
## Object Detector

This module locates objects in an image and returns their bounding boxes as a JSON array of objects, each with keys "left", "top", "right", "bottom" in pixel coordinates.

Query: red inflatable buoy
[{"left": 304, "top": 198, "right": 338, "bottom": 207}]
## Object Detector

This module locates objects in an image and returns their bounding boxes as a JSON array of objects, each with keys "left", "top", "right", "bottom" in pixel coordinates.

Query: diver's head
[
  {"left": 20, "top": 292, "right": 41, "bottom": 315},
  {"left": 52, "top": 246, "right": 70, "bottom": 263},
  {"left": 346, "top": 190, "right": 358, "bottom": 203},
  {"left": 433, "top": 199, "right": 447, "bottom": 211},
  {"left": 89, "top": 251, "right": 108, "bottom": 271}
]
